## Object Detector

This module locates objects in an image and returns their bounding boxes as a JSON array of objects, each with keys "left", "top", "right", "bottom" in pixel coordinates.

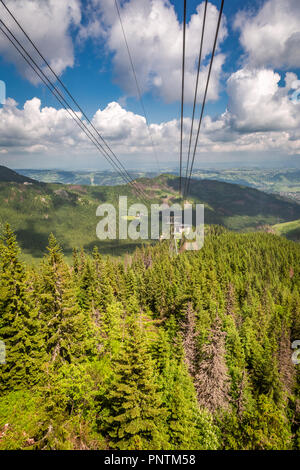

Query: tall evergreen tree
[
  {"left": 0, "top": 225, "right": 44, "bottom": 392},
  {"left": 101, "top": 314, "right": 168, "bottom": 450},
  {"left": 36, "top": 234, "right": 96, "bottom": 368}
]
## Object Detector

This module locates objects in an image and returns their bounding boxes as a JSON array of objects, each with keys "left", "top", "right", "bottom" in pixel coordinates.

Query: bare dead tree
[
  {"left": 195, "top": 315, "right": 231, "bottom": 412},
  {"left": 277, "top": 328, "right": 295, "bottom": 397}
]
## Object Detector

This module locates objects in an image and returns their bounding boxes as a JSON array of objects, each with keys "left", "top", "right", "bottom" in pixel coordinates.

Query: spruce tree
[
  {"left": 0, "top": 224, "right": 44, "bottom": 392},
  {"left": 101, "top": 314, "right": 168, "bottom": 450},
  {"left": 36, "top": 234, "right": 96, "bottom": 368}
]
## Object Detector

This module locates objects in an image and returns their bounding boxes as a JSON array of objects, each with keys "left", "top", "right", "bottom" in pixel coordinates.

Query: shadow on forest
[
  {"left": 167, "top": 176, "right": 300, "bottom": 223},
  {"left": 16, "top": 227, "right": 51, "bottom": 258},
  {"left": 82, "top": 239, "right": 154, "bottom": 257}
]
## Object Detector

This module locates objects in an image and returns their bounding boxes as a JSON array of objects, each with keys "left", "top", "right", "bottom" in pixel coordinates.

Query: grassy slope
[
  {"left": 1, "top": 173, "right": 300, "bottom": 261},
  {"left": 273, "top": 219, "right": 300, "bottom": 241}
]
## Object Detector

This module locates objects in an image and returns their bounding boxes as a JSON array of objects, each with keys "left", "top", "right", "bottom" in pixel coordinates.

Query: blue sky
[
  {"left": 0, "top": 0, "right": 251, "bottom": 119},
  {"left": 0, "top": 0, "right": 299, "bottom": 170}
]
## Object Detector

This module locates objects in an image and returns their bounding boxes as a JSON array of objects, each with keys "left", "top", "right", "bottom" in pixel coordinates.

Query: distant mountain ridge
[
  {"left": 16, "top": 167, "right": 300, "bottom": 197},
  {"left": 16, "top": 168, "right": 157, "bottom": 186}
]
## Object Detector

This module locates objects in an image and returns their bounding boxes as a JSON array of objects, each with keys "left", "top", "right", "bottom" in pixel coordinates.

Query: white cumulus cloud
[
  {"left": 86, "top": 0, "right": 227, "bottom": 103},
  {"left": 0, "top": 0, "right": 82, "bottom": 83},
  {"left": 197, "top": 67, "right": 300, "bottom": 157},
  {"left": 226, "top": 68, "right": 300, "bottom": 132},
  {"left": 234, "top": 0, "right": 300, "bottom": 70},
  {"left": 1, "top": 77, "right": 300, "bottom": 167}
]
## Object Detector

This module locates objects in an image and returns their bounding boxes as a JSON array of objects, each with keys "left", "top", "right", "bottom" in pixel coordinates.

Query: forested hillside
[
  {"left": 0, "top": 225, "right": 299, "bottom": 450},
  {"left": 1, "top": 172, "right": 300, "bottom": 262}
]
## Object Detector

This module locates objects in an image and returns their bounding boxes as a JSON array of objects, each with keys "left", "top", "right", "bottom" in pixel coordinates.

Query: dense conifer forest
[{"left": 0, "top": 224, "right": 299, "bottom": 450}]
